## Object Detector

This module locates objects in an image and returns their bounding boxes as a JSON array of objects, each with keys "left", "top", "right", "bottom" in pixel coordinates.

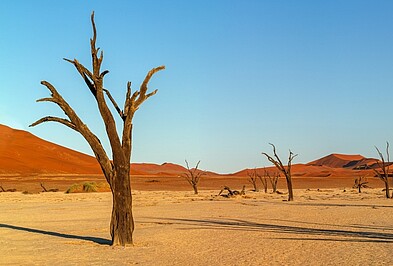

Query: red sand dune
[
  {"left": 0, "top": 124, "right": 382, "bottom": 179},
  {"left": 0, "top": 124, "right": 102, "bottom": 175},
  {"left": 0, "top": 124, "right": 199, "bottom": 177}
]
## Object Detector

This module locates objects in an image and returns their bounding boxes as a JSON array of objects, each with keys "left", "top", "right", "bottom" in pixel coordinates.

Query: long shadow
[
  {"left": 254, "top": 200, "right": 393, "bottom": 209},
  {"left": 0, "top": 223, "right": 111, "bottom": 245},
  {"left": 148, "top": 217, "right": 393, "bottom": 243},
  {"left": 270, "top": 218, "right": 393, "bottom": 232}
]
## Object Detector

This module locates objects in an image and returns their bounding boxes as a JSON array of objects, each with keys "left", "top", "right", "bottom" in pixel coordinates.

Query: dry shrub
[{"left": 66, "top": 182, "right": 110, "bottom": 193}]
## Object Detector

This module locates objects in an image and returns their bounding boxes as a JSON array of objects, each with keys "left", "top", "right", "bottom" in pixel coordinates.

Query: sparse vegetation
[{"left": 262, "top": 143, "right": 297, "bottom": 201}]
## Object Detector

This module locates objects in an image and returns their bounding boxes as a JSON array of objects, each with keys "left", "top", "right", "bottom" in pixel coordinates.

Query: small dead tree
[
  {"left": 182, "top": 160, "right": 205, "bottom": 194},
  {"left": 256, "top": 169, "right": 268, "bottom": 193},
  {"left": 218, "top": 185, "right": 246, "bottom": 197},
  {"left": 268, "top": 171, "right": 280, "bottom": 193},
  {"left": 373, "top": 142, "right": 391, "bottom": 199},
  {"left": 40, "top": 183, "right": 59, "bottom": 192},
  {"left": 247, "top": 169, "right": 259, "bottom": 192},
  {"left": 262, "top": 143, "right": 297, "bottom": 201},
  {"left": 30, "top": 12, "right": 164, "bottom": 246},
  {"left": 353, "top": 176, "right": 370, "bottom": 193}
]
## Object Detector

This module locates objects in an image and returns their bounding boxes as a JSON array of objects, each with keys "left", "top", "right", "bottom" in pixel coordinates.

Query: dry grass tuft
[{"left": 66, "top": 182, "right": 111, "bottom": 193}]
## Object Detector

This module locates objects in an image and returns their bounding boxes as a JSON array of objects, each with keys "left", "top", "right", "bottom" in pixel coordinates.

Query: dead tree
[
  {"left": 247, "top": 169, "right": 259, "bottom": 192},
  {"left": 182, "top": 160, "right": 205, "bottom": 194},
  {"left": 40, "top": 183, "right": 59, "bottom": 192},
  {"left": 30, "top": 12, "right": 164, "bottom": 246},
  {"left": 269, "top": 172, "right": 280, "bottom": 193},
  {"left": 353, "top": 176, "right": 370, "bottom": 193},
  {"left": 0, "top": 185, "right": 16, "bottom": 192},
  {"left": 373, "top": 142, "right": 391, "bottom": 199},
  {"left": 218, "top": 185, "right": 246, "bottom": 197},
  {"left": 262, "top": 143, "right": 297, "bottom": 201},
  {"left": 256, "top": 169, "right": 268, "bottom": 193}
]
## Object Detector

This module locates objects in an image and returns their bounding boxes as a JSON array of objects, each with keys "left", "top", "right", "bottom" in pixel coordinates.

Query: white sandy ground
[{"left": 0, "top": 188, "right": 393, "bottom": 265}]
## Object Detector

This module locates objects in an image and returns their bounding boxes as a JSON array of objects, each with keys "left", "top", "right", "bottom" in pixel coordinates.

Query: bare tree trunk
[
  {"left": 286, "top": 176, "right": 294, "bottom": 201},
  {"left": 110, "top": 168, "right": 134, "bottom": 246},
  {"left": 192, "top": 184, "right": 198, "bottom": 194},
  {"left": 384, "top": 180, "right": 390, "bottom": 199}
]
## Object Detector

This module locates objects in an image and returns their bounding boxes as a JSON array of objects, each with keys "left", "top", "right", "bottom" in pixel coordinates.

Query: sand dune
[{"left": 0, "top": 124, "right": 386, "bottom": 193}]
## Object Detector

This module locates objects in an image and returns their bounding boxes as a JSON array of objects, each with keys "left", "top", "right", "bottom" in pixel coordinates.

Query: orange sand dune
[
  {"left": 0, "top": 124, "right": 102, "bottom": 175},
  {"left": 0, "top": 124, "right": 385, "bottom": 192}
]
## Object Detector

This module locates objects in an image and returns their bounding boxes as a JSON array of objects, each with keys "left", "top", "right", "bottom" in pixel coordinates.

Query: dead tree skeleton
[
  {"left": 352, "top": 176, "right": 370, "bottom": 193},
  {"left": 262, "top": 143, "right": 297, "bottom": 201},
  {"left": 30, "top": 12, "right": 164, "bottom": 246},
  {"left": 373, "top": 142, "right": 391, "bottom": 199},
  {"left": 182, "top": 160, "right": 205, "bottom": 194},
  {"left": 247, "top": 169, "right": 259, "bottom": 192},
  {"left": 218, "top": 185, "right": 246, "bottom": 197},
  {"left": 256, "top": 169, "right": 268, "bottom": 193},
  {"left": 268, "top": 171, "right": 280, "bottom": 193}
]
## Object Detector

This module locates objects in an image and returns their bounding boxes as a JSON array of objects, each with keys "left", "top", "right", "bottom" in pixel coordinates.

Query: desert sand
[{"left": 1, "top": 188, "right": 392, "bottom": 265}]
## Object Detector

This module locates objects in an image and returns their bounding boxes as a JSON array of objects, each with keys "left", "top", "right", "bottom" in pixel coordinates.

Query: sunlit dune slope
[
  {"left": 0, "top": 124, "right": 102, "bottom": 174},
  {"left": 0, "top": 124, "right": 203, "bottom": 177}
]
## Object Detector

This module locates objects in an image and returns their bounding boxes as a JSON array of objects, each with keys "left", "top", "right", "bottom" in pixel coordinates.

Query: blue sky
[{"left": 1, "top": 1, "right": 393, "bottom": 173}]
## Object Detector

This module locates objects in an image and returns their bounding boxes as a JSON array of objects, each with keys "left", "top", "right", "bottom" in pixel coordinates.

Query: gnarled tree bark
[{"left": 30, "top": 12, "right": 164, "bottom": 246}]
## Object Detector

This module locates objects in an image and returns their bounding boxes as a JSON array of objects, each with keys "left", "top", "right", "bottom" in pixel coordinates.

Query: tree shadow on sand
[
  {"left": 0, "top": 223, "right": 111, "bottom": 245},
  {"left": 149, "top": 217, "right": 393, "bottom": 244}
]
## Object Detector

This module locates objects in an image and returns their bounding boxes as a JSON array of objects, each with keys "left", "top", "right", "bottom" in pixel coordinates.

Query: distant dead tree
[
  {"left": 256, "top": 169, "right": 268, "bottom": 193},
  {"left": 30, "top": 12, "right": 164, "bottom": 246},
  {"left": 247, "top": 169, "right": 259, "bottom": 192},
  {"left": 182, "top": 160, "right": 205, "bottom": 194},
  {"left": 352, "top": 176, "right": 370, "bottom": 193},
  {"left": 262, "top": 143, "right": 297, "bottom": 201},
  {"left": 373, "top": 142, "right": 391, "bottom": 199},
  {"left": 40, "top": 183, "right": 59, "bottom": 192},
  {"left": 0, "top": 184, "right": 16, "bottom": 192},
  {"left": 268, "top": 171, "right": 280, "bottom": 193},
  {"left": 218, "top": 185, "right": 246, "bottom": 198}
]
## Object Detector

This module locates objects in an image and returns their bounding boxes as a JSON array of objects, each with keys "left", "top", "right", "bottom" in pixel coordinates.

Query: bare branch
[
  {"left": 64, "top": 58, "right": 96, "bottom": 95},
  {"left": 30, "top": 116, "right": 76, "bottom": 131},
  {"left": 134, "top": 66, "right": 165, "bottom": 109},
  {"left": 103, "top": 88, "right": 124, "bottom": 120},
  {"left": 31, "top": 80, "right": 113, "bottom": 183}
]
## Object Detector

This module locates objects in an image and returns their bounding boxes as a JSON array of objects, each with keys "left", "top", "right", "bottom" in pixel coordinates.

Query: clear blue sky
[{"left": 1, "top": 1, "right": 393, "bottom": 173}]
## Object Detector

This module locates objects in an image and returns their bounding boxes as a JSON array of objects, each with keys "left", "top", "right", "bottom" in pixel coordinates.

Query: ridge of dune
[{"left": 308, "top": 153, "right": 365, "bottom": 168}]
